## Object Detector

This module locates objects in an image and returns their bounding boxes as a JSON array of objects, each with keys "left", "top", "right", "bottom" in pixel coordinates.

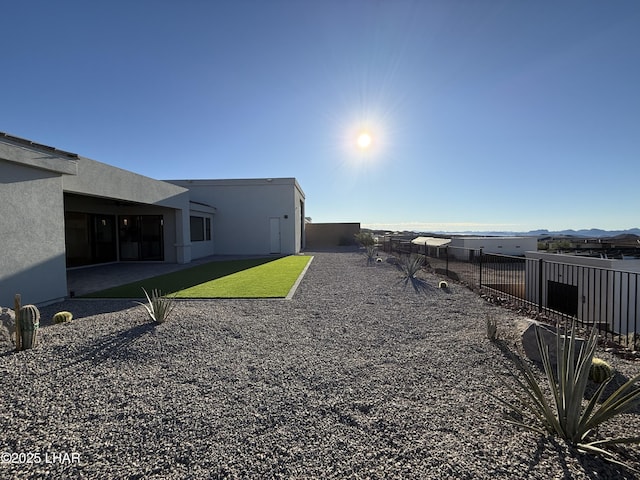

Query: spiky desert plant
[
  {"left": 398, "top": 254, "right": 425, "bottom": 279},
  {"left": 136, "top": 288, "right": 177, "bottom": 324},
  {"left": 589, "top": 358, "right": 614, "bottom": 384},
  {"left": 19, "top": 304, "right": 40, "bottom": 349},
  {"left": 53, "top": 311, "right": 73, "bottom": 324},
  {"left": 493, "top": 321, "right": 640, "bottom": 466},
  {"left": 365, "top": 245, "right": 377, "bottom": 265}
]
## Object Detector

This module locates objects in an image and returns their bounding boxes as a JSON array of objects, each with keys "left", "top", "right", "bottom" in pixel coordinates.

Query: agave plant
[
  {"left": 136, "top": 288, "right": 178, "bottom": 324},
  {"left": 493, "top": 321, "right": 640, "bottom": 466},
  {"left": 398, "top": 254, "right": 425, "bottom": 279},
  {"left": 365, "top": 245, "right": 378, "bottom": 265}
]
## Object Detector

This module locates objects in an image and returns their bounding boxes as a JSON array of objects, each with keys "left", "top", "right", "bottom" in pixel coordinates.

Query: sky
[{"left": 1, "top": 0, "right": 639, "bottom": 233}]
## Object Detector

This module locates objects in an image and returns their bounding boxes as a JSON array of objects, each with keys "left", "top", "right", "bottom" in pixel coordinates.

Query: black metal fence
[{"left": 382, "top": 237, "right": 639, "bottom": 350}]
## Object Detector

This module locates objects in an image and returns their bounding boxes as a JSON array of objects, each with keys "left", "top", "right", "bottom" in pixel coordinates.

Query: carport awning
[{"left": 411, "top": 236, "right": 451, "bottom": 247}]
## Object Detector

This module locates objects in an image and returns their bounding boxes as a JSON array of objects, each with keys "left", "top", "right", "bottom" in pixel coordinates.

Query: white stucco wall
[
  {"left": 168, "top": 178, "right": 305, "bottom": 256},
  {"left": 450, "top": 236, "right": 537, "bottom": 256}
]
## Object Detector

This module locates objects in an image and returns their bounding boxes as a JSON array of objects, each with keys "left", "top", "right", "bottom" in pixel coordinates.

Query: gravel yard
[{"left": 1, "top": 250, "right": 639, "bottom": 479}]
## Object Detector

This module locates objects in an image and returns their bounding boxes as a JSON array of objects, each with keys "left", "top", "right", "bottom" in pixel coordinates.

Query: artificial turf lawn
[{"left": 83, "top": 255, "right": 312, "bottom": 299}]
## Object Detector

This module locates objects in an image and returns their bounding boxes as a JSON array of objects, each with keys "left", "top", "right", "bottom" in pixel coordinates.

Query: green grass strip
[
  {"left": 175, "top": 255, "right": 312, "bottom": 298},
  {"left": 83, "top": 255, "right": 311, "bottom": 298}
]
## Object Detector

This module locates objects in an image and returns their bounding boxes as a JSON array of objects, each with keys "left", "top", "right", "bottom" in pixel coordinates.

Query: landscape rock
[
  {"left": 0, "top": 306, "right": 16, "bottom": 349},
  {"left": 520, "top": 319, "right": 585, "bottom": 366}
]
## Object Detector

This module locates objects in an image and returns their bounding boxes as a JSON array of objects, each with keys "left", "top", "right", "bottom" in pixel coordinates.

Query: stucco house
[
  {"left": 449, "top": 236, "right": 537, "bottom": 257},
  {"left": 167, "top": 178, "right": 305, "bottom": 257},
  {"left": 0, "top": 132, "right": 305, "bottom": 306}
]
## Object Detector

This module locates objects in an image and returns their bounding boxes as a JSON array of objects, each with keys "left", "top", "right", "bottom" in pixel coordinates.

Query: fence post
[
  {"left": 538, "top": 258, "right": 543, "bottom": 313},
  {"left": 445, "top": 246, "right": 449, "bottom": 277},
  {"left": 479, "top": 249, "right": 483, "bottom": 288}
]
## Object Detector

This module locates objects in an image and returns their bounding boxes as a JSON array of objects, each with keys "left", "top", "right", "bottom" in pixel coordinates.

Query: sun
[{"left": 357, "top": 132, "right": 372, "bottom": 149}]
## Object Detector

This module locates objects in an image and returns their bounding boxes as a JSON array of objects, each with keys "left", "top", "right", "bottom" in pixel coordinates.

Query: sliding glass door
[
  {"left": 119, "top": 215, "right": 164, "bottom": 261},
  {"left": 65, "top": 213, "right": 117, "bottom": 267}
]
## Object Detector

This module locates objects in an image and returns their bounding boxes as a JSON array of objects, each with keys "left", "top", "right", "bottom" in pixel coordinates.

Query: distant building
[{"left": 449, "top": 236, "right": 538, "bottom": 256}]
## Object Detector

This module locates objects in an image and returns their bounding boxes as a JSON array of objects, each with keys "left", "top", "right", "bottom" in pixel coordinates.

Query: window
[
  {"left": 190, "top": 216, "right": 204, "bottom": 242},
  {"left": 190, "top": 215, "right": 212, "bottom": 242}
]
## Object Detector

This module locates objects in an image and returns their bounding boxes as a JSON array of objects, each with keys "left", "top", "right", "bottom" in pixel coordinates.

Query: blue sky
[{"left": 2, "top": 0, "right": 639, "bottom": 232}]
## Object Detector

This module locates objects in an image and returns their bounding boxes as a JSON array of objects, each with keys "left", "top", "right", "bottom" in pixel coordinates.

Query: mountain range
[{"left": 430, "top": 228, "right": 640, "bottom": 238}]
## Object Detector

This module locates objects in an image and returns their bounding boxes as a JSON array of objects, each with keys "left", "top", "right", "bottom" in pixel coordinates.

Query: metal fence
[{"left": 382, "top": 237, "right": 639, "bottom": 350}]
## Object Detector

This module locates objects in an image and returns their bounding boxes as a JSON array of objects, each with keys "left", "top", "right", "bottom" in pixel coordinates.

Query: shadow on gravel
[
  {"left": 524, "top": 437, "right": 573, "bottom": 479},
  {"left": 38, "top": 300, "right": 138, "bottom": 326},
  {"left": 398, "top": 277, "right": 434, "bottom": 294},
  {"left": 77, "top": 322, "right": 156, "bottom": 364},
  {"left": 39, "top": 322, "right": 156, "bottom": 376}
]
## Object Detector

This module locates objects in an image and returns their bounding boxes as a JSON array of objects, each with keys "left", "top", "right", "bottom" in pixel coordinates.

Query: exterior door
[
  {"left": 269, "top": 217, "right": 281, "bottom": 254},
  {"left": 119, "top": 215, "right": 164, "bottom": 261},
  {"left": 64, "top": 212, "right": 116, "bottom": 267}
]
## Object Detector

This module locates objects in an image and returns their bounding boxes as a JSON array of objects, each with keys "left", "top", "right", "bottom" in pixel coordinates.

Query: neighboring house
[
  {"left": 525, "top": 251, "right": 640, "bottom": 335},
  {"left": 0, "top": 132, "right": 305, "bottom": 306},
  {"left": 449, "top": 236, "right": 538, "bottom": 258},
  {"left": 410, "top": 236, "right": 537, "bottom": 259},
  {"left": 410, "top": 236, "right": 451, "bottom": 259}
]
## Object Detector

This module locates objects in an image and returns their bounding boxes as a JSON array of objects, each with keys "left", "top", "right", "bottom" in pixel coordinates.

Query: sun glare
[{"left": 357, "top": 132, "right": 372, "bottom": 149}]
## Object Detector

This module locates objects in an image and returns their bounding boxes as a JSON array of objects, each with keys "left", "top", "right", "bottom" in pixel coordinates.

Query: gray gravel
[{"left": 1, "top": 250, "right": 639, "bottom": 479}]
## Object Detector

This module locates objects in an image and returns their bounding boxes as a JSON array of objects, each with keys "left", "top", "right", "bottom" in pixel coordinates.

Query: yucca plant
[
  {"left": 398, "top": 254, "right": 425, "bottom": 279},
  {"left": 365, "top": 245, "right": 378, "bottom": 265},
  {"left": 397, "top": 254, "right": 428, "bottom": 293},
  {"left": 493, "top": 321, "right": 640, "bottom": 466},
  {"left": 136, "top": 288, "right": 177, "bottom": 324}
]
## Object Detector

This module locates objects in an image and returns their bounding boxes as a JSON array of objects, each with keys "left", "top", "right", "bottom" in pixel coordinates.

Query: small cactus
[
  {"left": 486, "top": 317, "right": 498, "bottom": 341},
  {"left": 589, "top": 357, "right": 614, "bottom": 383},
  {"left": 53, "top": 311, "right": 73, "bottom": 324},
  {"left": 19, "top": 304, "right": 40, "bottom": 350}
]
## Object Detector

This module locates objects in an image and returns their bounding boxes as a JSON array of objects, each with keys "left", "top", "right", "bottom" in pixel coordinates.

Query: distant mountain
[
  {"left": 529, "top": 228, "right": 640, "bottom": 238},
  {"left": 426, "top": 228, "right": 640, "bottom": 238},
  {"left": 364, "top": 227, "right": 640, "bottom": 238}
]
